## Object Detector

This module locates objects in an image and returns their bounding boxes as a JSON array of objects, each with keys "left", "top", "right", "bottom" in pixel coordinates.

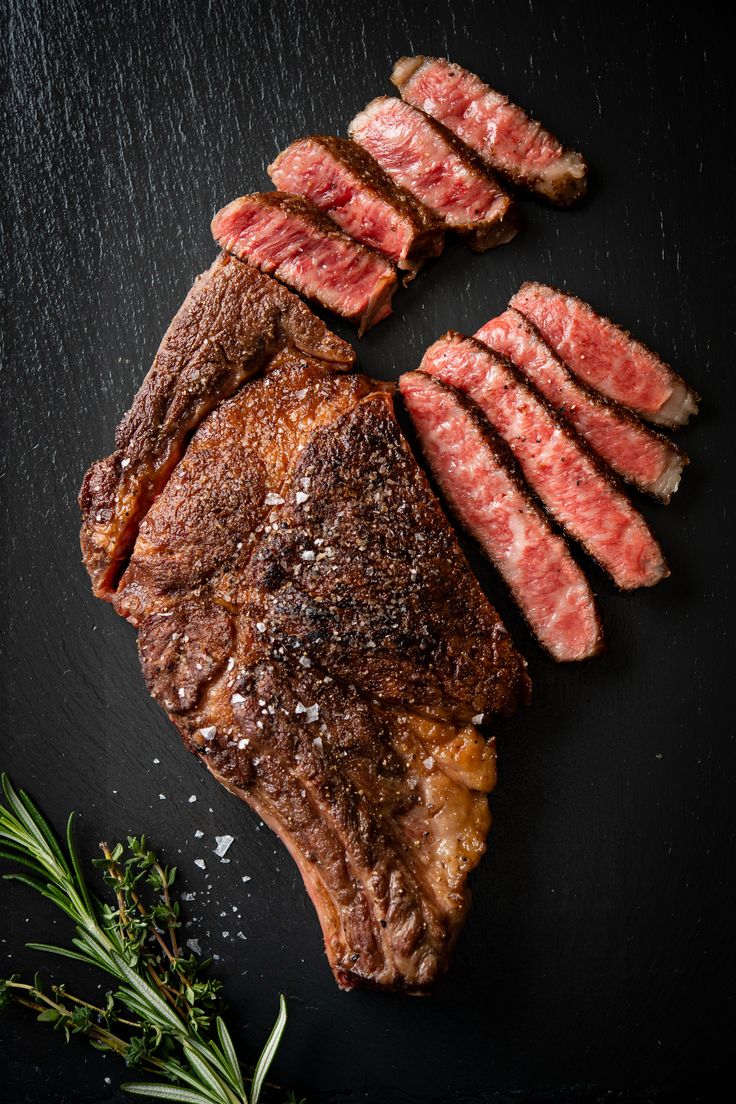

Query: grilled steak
[
  {"left": 476, "top": 309, "right": 687, "bottom": 502},
  {"left": 392, "top": 56, "right": 588, "bottom": 206},
  {"left": 401, "top": 371, "right": 603, "bottom": 661},
  {"left": 211, "top": 192, "right": 398, "bottom": 335},
  {"left": 80, "top": 286, "right": 530, "bottom": 992},
  {"left": 421, "top": 333, "right": 668, "bottom": 590},
  {"left": 268, "top": 135, "right": 444, "bottom": 276},
  {"left": 79, "top": 254, "right": 354, "bottom": 599},
  {"left": 511, "top": 283, "right": 699, "bottom": 427},
  {"left": 349, "top": 97, "right": 520, "bottom": 251}
]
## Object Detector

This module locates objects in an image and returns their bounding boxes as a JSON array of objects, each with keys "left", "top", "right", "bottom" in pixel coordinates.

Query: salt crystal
[
  {"left": 214, "top": 834, "right": 234, "bottom": 858},
  {"left": 299, "top": 655, "right": 311, "bottom": 668},
  {"left": 188, "top": 795, "right": 197, "bottom": 803},
  {"left": 199, "top": 725, "right": 217, "bottom": 741},
  {"left": 158, "top": 794, "right": 166, "bottom": 800},
  {"left": 181, "top": 892, "right": 196, "bottom": 901},
  {"left": 472, "top": 713, "right": 485, "bottom": 725},
  {"left": 242, "top": 875, "right": 251, "bottom": 883},
  {"left": 295, "top": 701, "right": 306, "bottom": 714},
  {"left": 255, "top": 622, "right": 266, "bottom": 633},
  {"left": 305, "top": 703, "right": 319, "bottom": 723},
  {"left": 264, "top": 492, "right": 284, "bottom": 506},
  {"left": 423, "top": 756, "right": 435, "bottom": 770},
  {"left": 231, "top": 693, "right": 246, "bottom": 704},
  {"left": 227, "top": 657, "right": 235, "bottom": 671},
  {"left": 300, "top": 550, "right": 315, "bottom": 561},
  {"left": 237, "top": 738, "right": 249, "bottom": 749},
  {"left": 186, "top": 938, "right": 202, "bottom": 955},
  {"left": 295, "top": 491, "right": 309, "bottom": 505},
  {"left": 153, "top": 758, "right": 160, "bottom": 764},
  {"left": 194, "top": 829, "right": 204, "bottom": 839},
  {"left": 222, "top": 931, "right": 229, "bottom": 938},
  {"left": 312, "top": 736, "right": 323, "bottom": 751},
  {"left": 120, "top": 458, "right": 130, "bottom": 469},
  {"left": 300, "top": 477, "right": 311, "bottom": 490},
  {"left": 237, "top": 931, "right": 247, "bottom": 940},
  {"left": 194, "top": 859, "right": 206, "bottom": 870}
]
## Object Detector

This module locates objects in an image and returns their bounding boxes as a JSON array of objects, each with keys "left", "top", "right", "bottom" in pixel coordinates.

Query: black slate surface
[{"left": 1, "top": 1, "right": 734, "bottom": 1101}]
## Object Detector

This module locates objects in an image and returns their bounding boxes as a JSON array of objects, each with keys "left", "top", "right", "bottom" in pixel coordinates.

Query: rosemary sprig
[{"left": 0, "top": 774, "right": 296, "bottom": 1104}]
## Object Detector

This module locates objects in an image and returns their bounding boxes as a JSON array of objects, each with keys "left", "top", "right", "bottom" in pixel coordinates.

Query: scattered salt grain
[
  {"left": 237, "top": 738, "right": 249, "bottom": 749},
  {"left": 120, "top": 458, "right": 130, "bottom": 469},
  {"left": 237, "top": 931, "right": 247, "bottom": 940},
  {"left": 312, "top": 736, "right": 323, "bottom": 751},
  {"left": 472, "top": 713, "right": 485, "bottom": 725},
  {"left": 181, "top": 892, "right": 196, "bottom": 901},
  {"left": 194, "top": 859, "right": 206, "bottom": 870},
  {"left": 300, "top": 550, "right": 315, "bottom": 561},
  {"left": 264, "top": 492, "right": 284, "bottom": 506},
  {"left": 305, "top": 703, "right": 319, "bottom": 723},
  {"left": 194, "top": 829, "right": 204, "bottom": 839},
  {"left": 199, "top": 726, "right": 217, "bottom": 741},
  {"left": 159, "top": 794, "right": 166, "bottom": 800},
  {"left": 299, "top": 655, "right": 311, "bottom": 668},
  {"left": 153, "top": 758, "right": 160, "bottom": 764},
  {"left": 423, "top": 756, "right": 435, "bottom": 770},
  {"left": 255, "top": 622, "right": 266, "bottom": 633},
  {"left": 188, "top": 795, "right": 197, "bottom": 803},
  {"left": 295, "top": 491, "right": 309, "bottom": 505},
  {"left": 231, "top": 693, "right": 246, "bottom": 704},
  {"left": 242, "top": 875, "right": 251, "bottom": 883},
  {"left": 214, "top": 835, "right": 234, "bottom": 858},
  {"left": 222, "top": 931, "right": 229, "bottom": 938},
  {"left": 186, "top": 938, "right": 202, "bottom": 955}
]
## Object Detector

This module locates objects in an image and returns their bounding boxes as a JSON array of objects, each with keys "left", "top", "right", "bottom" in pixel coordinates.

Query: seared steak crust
[
  {"left": 86, "top": 339, "right": 529, "bottom": 992},
  {"left": 79, "top": 254, "right": 354, "bottom": 598}
]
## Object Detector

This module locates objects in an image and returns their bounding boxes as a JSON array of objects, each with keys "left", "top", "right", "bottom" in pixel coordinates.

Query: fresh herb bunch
[{"left": 0, "top": 774, "right": 298, "bottom": 1104}]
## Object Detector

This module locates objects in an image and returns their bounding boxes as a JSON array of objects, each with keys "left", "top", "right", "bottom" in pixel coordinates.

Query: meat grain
[
  {"left": 476, "top": 309, "right": 687, "bottom": 501},
  {"left": 401, "top": 371, "right": 603, "bottom": 661},
  {"left": 421, "top": 333, "right": 669, "bottom": 589},
  {"left": 268, "top": 135, "right": 444, "bottom": 275},
  {"left": 349, "top": 96, "right": 520, "bottom": 251},
  {"left": 392, "top": 56, "right": 587, "bottom": 206},
  {"left": 211, "top": 191, "right": 398, "bottom": 334},
  {"left": 511, "top": 283, "right": 699, "bottom": 427}
]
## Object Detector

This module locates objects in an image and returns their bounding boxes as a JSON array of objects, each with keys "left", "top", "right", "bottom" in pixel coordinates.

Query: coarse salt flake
[
  {"left": 305, "top": 703, "right": 319, "bottom": 723},
  {"left": 472, "top": 713, "right": 485, "bottom": 725},
  {"left": 214, "top": 835, "right": 234, "bottom": 858},
  {"left": 200, "top": 725, "right": 217, "bottom": 741},
  {"left": 264, "top": 492, "right": 284, "bottom": 506},
  {"left": 188, "top": 795, "right": 197, "bottom": 803},
  {"left": 231, "top": 693, "right": 246, "bottom": 704},
  {"left": 186, "top": 938, "right": 202, "bottom": 955},
  {"left": 255, "top": 622, "right": 266, "bottom": 633},
  {"left": 237, "top": 738, "right": 249, "bottom": 749},
  {"left": 194, "top": 859, "right": 206, "bottom": 870},
  {"left": 300, "top": 550, "right": 315, "bottom": 561},
  {"left": 295, "top": 491, "right": 309, "bottom": 505},
  {"left": 299, "top": 655, "right": 311, "bottom": 668},
  {"left": 312, "top": 736, "right": 323, "bottom": 751},
  {"left": 423, "top": 756, "right": 435, "bottom": 770}
]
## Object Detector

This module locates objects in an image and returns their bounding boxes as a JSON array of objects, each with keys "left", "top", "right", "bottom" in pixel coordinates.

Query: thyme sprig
[{"left": 0, "top": 774, "right": 295, "bottom": 1103}]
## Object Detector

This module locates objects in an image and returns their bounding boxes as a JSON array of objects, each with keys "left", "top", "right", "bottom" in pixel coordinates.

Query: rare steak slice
[
  {"left": 401, "top": 371, "right": 603, "bottom": 661},
  {"left": 211, "top": 191, "right": 398, "bottom": 334},
  {"left": 421, "top": 333, "right": 668, "bottom": 590},
  {"left": 392, "top": 56, "right": 588, "bottom": 206},
  {"left": 78, "top": 254, "right": 354, "bottom": 599},
  {"left": 99, "top": 354, "right": 529, "bottom": 992},
  {"left": 349, "top": 97, "right": 520, "bottom": 251},
  {"left": 511, "top": 283, "right": 699, "bottom": 428},
  {"left": 476, "top": 309, "right": 687, "bottom": 502},
  {"left": 268, "top": 135, "right": 444, "bottom": 275}
]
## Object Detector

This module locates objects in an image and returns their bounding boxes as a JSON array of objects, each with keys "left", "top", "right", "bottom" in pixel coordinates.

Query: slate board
[{"left": 1, "top": 1, "right": 734, "bottom": 1101}]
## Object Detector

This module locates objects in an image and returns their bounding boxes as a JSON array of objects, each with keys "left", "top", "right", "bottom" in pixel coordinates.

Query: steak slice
[
  {"left": 476, "top": 309, "right": 687, "bottom": 502},
  {"left": 511, "top": 283, "right": 699, "bottom": 428},
  {"left": 349, "top": 97, "right": 520, "bottom": 251},
  {"left": 400, "top": 371, "right": 603, "bottom": 661},
  {"left": 78, "top": 254, "right": 354, "bottom": 599},
  {"left": 268, "top": 135, "right": 445, "bottom": 276},
  {"left": 211, "top": 191, "right": 398, "bottom": 334},
  {"left": 421, "top": 333, "right": 669, "bottom": 590},
  {"left": 94, "top": 353, "right": 530, "bottom": 992},
  {"left": 392, "top": 56, "right": 588, "bottom": 206}
]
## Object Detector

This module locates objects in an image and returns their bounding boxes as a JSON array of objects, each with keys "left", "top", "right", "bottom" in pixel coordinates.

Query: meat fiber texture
[
  {"left": 511, "top": 283, "right": 699, "bottom": 427},
  {"left": 349, "top": 96, "right": 521, "bottom": 251},
  {"left": 421, "top": 333, "right": 669, "bottom": 590},
  {"left": 268, "top": 135, "right": 444, "bottom": 277},
  {"left": 211, "top": 191, "right": 398, "bottom": 335},
  {"left": 401, "top": 371, "right": 603, "bottom": 662},
  {"left": 392, "top": 56, "right": 588, "bottom": 206},
  {"left": 476, "top": 309, "right": 687, "bottom": 502},
  {"left": 79, "top": 264, "right": 530, "bottom": 993}
]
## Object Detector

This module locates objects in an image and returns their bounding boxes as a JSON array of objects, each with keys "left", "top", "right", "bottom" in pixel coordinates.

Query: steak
[
  {"left": 400, "top": 371, "right": 603, "bottom": 661},
  {"left": 476, "top": 309, "right": 687, "bottom": 502},
  {"left": 268, "top": 135, "right": 445, "bottom": 276},
  {"left": 511, "top": 283, "right": 699, "bottom": 427},
  {"left": 81, "top": 291, "right": 530, "bottom": 992},
  {"left": 421, "top": 333, "right": 669, "bottom": 590},
  {"left": 349, "top": 97, "right": 521, "bottom": 251},
  {"left": 79, "top": 253, "right": 354, "bottom": 599},
  {"left": 211, "top": 192, "right": 398, "bottom": 335},
  {"left": 392, "top": 56, "right": 588, "bottom": 206}
]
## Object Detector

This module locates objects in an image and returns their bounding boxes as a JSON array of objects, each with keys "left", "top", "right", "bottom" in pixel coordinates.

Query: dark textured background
[{"left": 1, "top": 1, "right": 734, "bottom": 1101}]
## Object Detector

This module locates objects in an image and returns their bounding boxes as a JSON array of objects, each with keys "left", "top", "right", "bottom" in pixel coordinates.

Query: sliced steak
[
  {"left": 268, "top": 135, "right": 444, "bottom": 275},
  {"left": 86, "top": 350, "right": 530, "bottom": 992},
  {"left": 211, "top": 192, "right": 399, "bottom": 335},
  {"left": 392, "top": 56, "right": 588, "bottom": 206},
  {"left": 400, "top": 371, "right": 603, "bottom": 661},
  {"left": 511, "top": 283, "right": 699, "bottom": 427},
  {"left": 78, "top": 254, "right": 354, "bottom": 599},
  {"left": 349, "top": 96, "right": 520, "bottom": 251},
  {"left": 476, "top": 309, "right": 687, "bottom": 502},
  {"left": 421, "top": 333, "right": 669, "bottom": 590}
]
